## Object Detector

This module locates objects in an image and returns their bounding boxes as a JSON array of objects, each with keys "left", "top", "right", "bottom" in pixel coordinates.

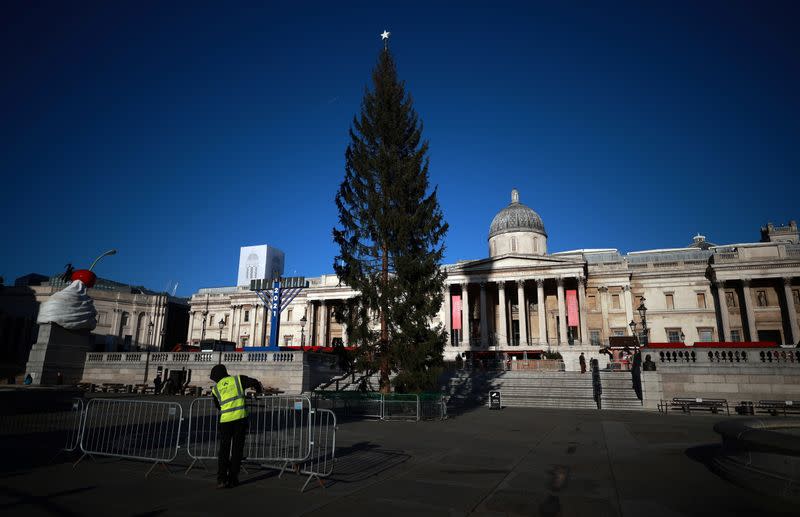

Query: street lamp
[
  {"left": 218, "top": 318, "right": 226, "bottom": 340},
  {"left": 88, "top": 249, "right": 117, "bottom": 271},
  {"left": 299, "top": 314, "right": 307, "bottom": 350},
  {"left": 636, "top": 297, "right": 649, "bottom": 346}
]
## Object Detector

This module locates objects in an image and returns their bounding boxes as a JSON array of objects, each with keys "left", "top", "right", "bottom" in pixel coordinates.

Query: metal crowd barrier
[
  {"left": 312, "top": 391, "right": 448, "bottom": 421},
  {"left": 298, "top": 408, "right": 337, "bottom": 492},
  {"left": 382, "top": 394, "right": 420, "bottom": 421},
  {"left": 0, "top": 397, "right": 85, "bottom": 453},
  {"left": 419, "top": 394, "right": 448, "bottom": 421},
  {"left": 77, "top": 398, "right": 184, "bottom": 477},
  {"left": 185, "top": 395, "right": 313, "bottom": 474}
]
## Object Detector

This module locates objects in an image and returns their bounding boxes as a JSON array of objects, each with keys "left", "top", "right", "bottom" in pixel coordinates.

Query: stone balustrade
[
  {"left": 85, "top": 350, "right": 305, "bottom": 365},
  {"left": 81, "top": 350, "right": 340, "bottom": 393},
  {"left": 645, "top": 345, "right": 800, "bottom": 367}
]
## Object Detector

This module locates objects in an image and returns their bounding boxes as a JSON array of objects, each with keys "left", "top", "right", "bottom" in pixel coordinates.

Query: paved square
[{"left": 1, "top": 407, "right": 796, "bottom": 516}]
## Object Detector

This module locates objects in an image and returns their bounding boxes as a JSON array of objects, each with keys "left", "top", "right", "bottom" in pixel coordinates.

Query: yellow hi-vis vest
[{"left": 212, "top": 375, "right": 248, "bottom": 423}]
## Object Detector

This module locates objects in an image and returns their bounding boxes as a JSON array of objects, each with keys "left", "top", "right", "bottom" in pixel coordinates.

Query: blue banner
[{"left": 268, "top": 280, "right": 282, "bottom": 350}]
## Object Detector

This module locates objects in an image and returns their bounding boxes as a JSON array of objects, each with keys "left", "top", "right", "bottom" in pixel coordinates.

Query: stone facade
[
  {"left": 0, "top": 275, "right": 189, "bottom": 378},
  {"left": 186, "top": 190, "right": 800, "bottom": 372},
  {"left": 79, "top": 351, "right": 341, "bottom": 393}
]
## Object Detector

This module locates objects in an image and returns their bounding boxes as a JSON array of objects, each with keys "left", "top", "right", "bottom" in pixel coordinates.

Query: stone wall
[
  {"left": 640, "top": 347, "right": 800, "bottom": 409},
  {"left": 80, "top": 351, "right": 342, "bottom": 394}
]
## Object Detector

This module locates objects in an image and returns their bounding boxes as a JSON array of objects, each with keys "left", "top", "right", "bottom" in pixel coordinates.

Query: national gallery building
[{"left": 187, "top": 190, "right": 800, "bottom": 370}]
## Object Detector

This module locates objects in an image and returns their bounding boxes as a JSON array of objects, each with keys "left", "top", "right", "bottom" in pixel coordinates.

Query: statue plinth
[{"left": 25, "top": 322, "right": 91, "bottom": 385}]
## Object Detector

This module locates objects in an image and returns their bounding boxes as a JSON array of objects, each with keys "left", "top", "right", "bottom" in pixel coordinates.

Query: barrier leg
[
  {"left": 145, "top": 461, "right": 169, "bottom": 479},
  {"left": 73, "top": 453, "right": 87, "bottom": 468},
  {"left": 301, "top": 473, "right": 324, "bottom": 493}
]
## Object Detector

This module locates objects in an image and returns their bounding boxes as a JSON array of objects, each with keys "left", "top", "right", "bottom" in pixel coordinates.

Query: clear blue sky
[{"left": 2, "top": 1, "right": 798, "bottom": 296}]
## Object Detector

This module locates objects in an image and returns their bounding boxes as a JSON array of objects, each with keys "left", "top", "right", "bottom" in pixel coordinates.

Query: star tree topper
[{"left": 381, "top": 29, "right": 390, "bottom": 49}]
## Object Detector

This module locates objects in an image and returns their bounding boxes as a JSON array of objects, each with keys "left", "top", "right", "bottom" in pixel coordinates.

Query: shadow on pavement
[{"left": 327, "top": 441, "right": 410, "bottom": 485}]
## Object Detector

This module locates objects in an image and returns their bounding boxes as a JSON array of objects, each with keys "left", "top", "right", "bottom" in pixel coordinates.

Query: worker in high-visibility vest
[{"left": 210, "top": 364, "right": 262, "bottom": 488}]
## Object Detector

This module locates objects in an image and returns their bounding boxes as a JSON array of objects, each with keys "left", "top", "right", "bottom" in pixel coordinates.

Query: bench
[
  {"left": 755, "top": 400, "right": 800, "bottom": 416},
  {"left": 659, "top": 397, "right": 730, "bottom": 415}
]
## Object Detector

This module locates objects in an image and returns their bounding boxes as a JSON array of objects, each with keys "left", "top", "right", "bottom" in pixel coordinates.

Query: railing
[
  {"left": 311, "top": 391, "right": 447, "bottom": 421},
  {"left": 651, "top": 347, "right": 800, "bottom": 366},
  {"left": 83, "top": 351, "right": 306, "bottom": 365}
]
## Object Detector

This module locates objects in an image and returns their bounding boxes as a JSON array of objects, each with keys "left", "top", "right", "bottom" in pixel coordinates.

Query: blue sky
[{"left": 1, "top": 1, "right": 798, "bottom": 296}]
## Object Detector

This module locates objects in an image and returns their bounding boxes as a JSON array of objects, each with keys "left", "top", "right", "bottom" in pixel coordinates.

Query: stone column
[
  {"left": 517, "top": 280, "right": 528, "bottom": 346},
  {"left": 716, "top": 281, "right": 731, "bottom": 342},
  {"left": 306, "top": 301, "right": 315, "bottom": 346},
  {"left": 557, "top": 277, "right": 567, "bottom": 345},
  {"left": 624, "top": 285, "right": 634, "bottom": 335},
  {"left": 599, "top": 286, "right": 610, "bottom": 344},
  {"left": 537, "top": 279, "right": 546, "bottom": 346},
  {"left": 187, "top": 310, "right": 195, "bottom": 343},
  {"left": 249, "top": 304, "right": 257, "bottom": 347},
  {"left": 443, "top": 285, "right": 452, "bottom": 346},
  {"left": 783, "top": 277, "right": 799, "bottom": 345},
  {"left": 461, "top": 283, "right": 471, "bottom": 347},
  {"left": 320, "top": 301, "right": 328, "bottom": 347},
  {"left": 480, "top": 282, "right": 489, "bottom": 347},
  {"left": 497, "top": 281, "right": 508, "bottom": 346},
  {"left": 579, "top": 277, "right": 589, "bottom": 345},
  {"left": 741, "top": 279, "right": 758, "bottom": 342}
]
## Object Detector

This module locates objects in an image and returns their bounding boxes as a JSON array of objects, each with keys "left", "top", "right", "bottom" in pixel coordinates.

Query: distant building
[
  {"left": 186, "top": 190, "right": 800, "bottom": 370},
  {"left": 0, "top": 275, "right": 190, "bottom": 377}
]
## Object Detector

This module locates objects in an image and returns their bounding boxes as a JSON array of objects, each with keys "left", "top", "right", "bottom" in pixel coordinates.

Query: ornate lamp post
[
  {"left": 636, "top": 297, "right": 649, "bottom": 346},
  {"left": 299, "top": 314, "right": 307, "bottom": 350},
  {"left": 217, "top": 319, "right": 226, "bottom": 365}
]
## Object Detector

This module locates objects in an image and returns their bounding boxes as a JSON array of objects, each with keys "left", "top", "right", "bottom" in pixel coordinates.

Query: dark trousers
[{"left": 218, "top": 418, "right": 247, "bottom": 483}]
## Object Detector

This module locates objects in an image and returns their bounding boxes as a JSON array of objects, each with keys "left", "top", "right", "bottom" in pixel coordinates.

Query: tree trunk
[{"left": 379, "top": 244, "right": 390, "bottom": 393}]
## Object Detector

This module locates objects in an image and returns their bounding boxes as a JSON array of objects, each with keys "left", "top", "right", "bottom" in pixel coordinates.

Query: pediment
[{"left": 447, "top": 253, "right": 585, "bottom": 275}]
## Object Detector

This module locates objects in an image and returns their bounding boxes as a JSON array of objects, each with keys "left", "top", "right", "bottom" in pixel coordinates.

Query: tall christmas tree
[{"left": 333, "top": 36, "right": 448, "bottom": 393}]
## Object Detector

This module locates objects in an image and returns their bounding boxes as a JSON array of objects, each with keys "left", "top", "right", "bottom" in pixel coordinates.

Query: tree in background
[{"left": 333, "top": 45, "right": 448, "bottom": 393}]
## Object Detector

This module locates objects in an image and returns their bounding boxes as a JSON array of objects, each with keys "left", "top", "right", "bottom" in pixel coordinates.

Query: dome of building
[
  {"left": 489, "top": 189, "right": 547, "bottom": 239},
  {"left": 488, "top": 189, "right": 548, "bottom": 257}
]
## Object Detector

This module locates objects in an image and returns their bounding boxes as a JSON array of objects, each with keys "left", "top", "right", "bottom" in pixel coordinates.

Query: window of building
[
  {"left": 725, "top": 291, "right": 737, "bottom": 307},
  {"left": 793, "top": 289, "right": 800, "bottom": 306},
  {"left": 696, "top": 293, "right": 706, "bottom": 309},
  {"left": 209, "top": 315, "right": 215, "bottom": 326},
  {"left": 665, "top": 293, "right": 674, "bottom": 310},
  {"left": 287, "top": 309, "right": 293, "bottom": 322},
  {"left": 283, "top": 335, "right": 292, "bottom": 346},
  {"left": 756, "top": 290, "right": 767, "bottom": 307},
  {"left": 511, "top": 237, "right": 517, "bottom": 252},
  {"left": 666, "top": 328, "right": 683, "bottom": 343},
  {"left": 121, "top": 312, "right": 129, "bottom": 327},
  {"left": 634, "top": 295, "right": 643, "bottom": 307},
  {"left": 244, "top": 310, "right": 250, "bottom": 323},
  {"left": 588, "top": 295, "right": 596, "bottom": 310},
  {"left": 241, "top": 336, "right": 249, "bottom": 347},
  {"left": 612, "top": 294, "right": 620, "bottom": 309},
  {"left": 698, "top": 328, "right": 714, "bottom": 342},
  {"left": 730, "top": 329, "right": 742, "bottom": 342},
  {"left": 612, "top": 329, "right": 626, "bottom": 337},
  {"left": 590, "top": 330, "right": 601, "bottom": 346}
]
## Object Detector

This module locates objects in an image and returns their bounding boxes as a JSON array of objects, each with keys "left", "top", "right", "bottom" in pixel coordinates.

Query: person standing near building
[
  {"left": 209, "top": 364, "right": 262, "bottom": 488},
  {"left": 579, "top": 353, "right": 586, "bottom": 374}
]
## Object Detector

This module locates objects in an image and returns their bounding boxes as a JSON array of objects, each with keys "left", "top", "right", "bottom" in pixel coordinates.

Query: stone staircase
[
  {"left": 599, "top": 371, "right": 644, "bottom": 410},
  {"left": 443, "top": 369, "right": 645, "bottom": 411}
]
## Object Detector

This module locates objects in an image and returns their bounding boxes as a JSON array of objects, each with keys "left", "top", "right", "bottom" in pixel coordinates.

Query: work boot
[
  {"left": 226, "top": 478, "right": 239, "bottom": 488},
  {"left": 216, "top": 479, "right": 227, "bottom": 489}
]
